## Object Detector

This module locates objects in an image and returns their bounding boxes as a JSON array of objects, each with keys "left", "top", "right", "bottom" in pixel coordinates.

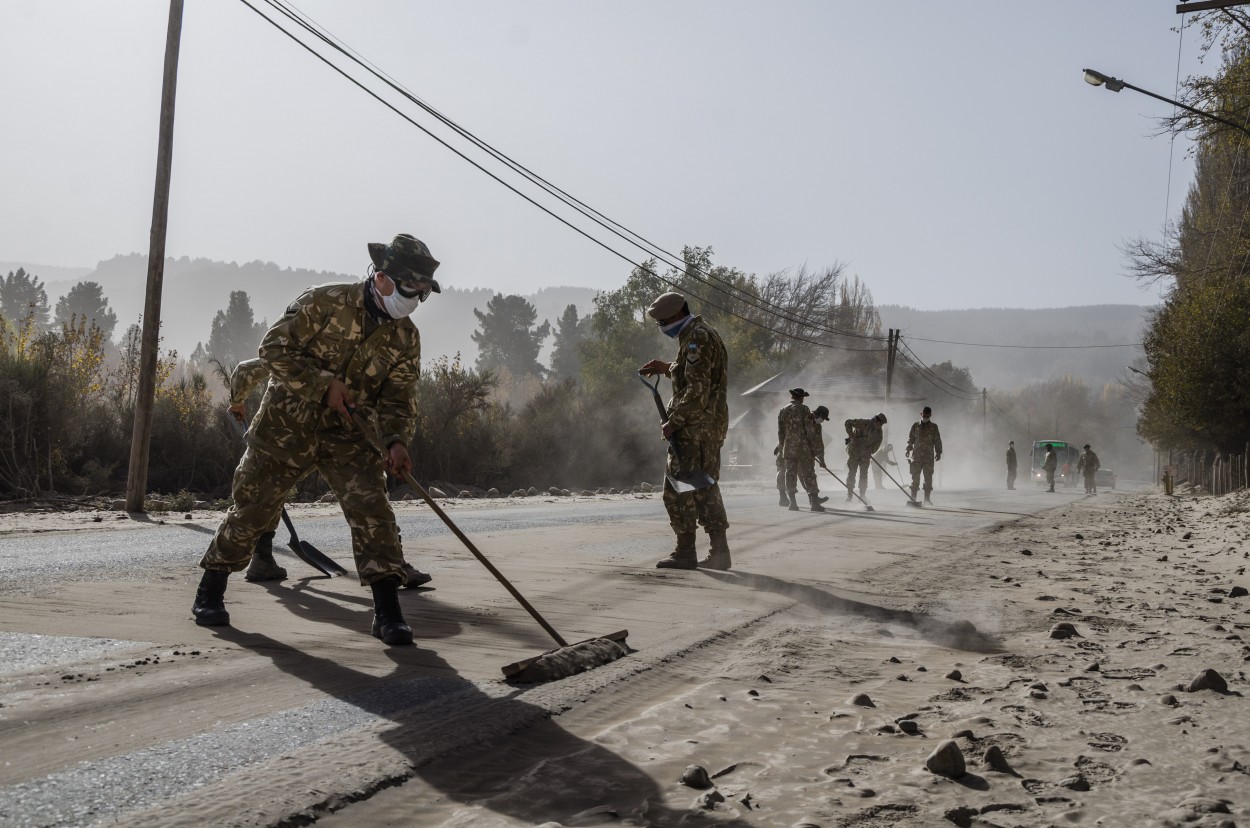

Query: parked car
[{"left": 1094, "top": 468, "right": 1117, "bottom": 490}]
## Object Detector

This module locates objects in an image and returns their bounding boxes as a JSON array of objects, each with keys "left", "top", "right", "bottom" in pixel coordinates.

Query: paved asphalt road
[{"left": 0, "top": 481, "right": 1108, "bottom": 827}]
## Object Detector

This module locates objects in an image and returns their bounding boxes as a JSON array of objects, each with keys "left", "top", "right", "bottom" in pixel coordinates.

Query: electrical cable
[
  {"left": 256, "top": 0, "right": 887, "bottom": 344},
  {"left": 235, "top": 0, "right": 886, "bottom": 352}
]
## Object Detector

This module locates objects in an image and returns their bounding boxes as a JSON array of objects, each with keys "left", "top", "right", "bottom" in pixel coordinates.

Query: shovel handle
[
  {"left": 638, "top": 372, "right": 670, "bottom": 423},
  {"left": 347, "top": 409, "right": 568, "bottom": 649}
]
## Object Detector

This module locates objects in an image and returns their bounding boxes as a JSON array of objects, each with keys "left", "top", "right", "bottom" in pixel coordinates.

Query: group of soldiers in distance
[
  {"left": 1007, "top": 441, "right": 1102, "bottom": 494},
  {"left": 775, "top": 394, "right": 1108, "bottom": 508},
  {"left": 774, "top": 390, "right": 943, "bottom": 508}
]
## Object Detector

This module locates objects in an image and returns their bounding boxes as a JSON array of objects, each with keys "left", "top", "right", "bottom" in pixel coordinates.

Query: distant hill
[
  {"left": 877, "top": 304, "right": 1151, "bottom": 390},
  {"left": 15, "top": 255, "right": 599, "bottom": 366},
  {"left": 10, "top": 256, "right": 1149, "bottom": 391}
]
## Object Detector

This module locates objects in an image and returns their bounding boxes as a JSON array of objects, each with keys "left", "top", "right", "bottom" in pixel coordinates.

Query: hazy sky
[{"left": 0, "top": 1, "right": 1208, "bottom": 309}]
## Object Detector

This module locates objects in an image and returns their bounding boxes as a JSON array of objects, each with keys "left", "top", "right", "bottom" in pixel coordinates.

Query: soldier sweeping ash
[
  {"left": 844, "top": 412, "right": 887, "bottom": 502},
  {"left": 192, "top": 233, "right": 440, "bottom": 646},
  {"left": 640, "top": 292, "right": 731, "bottom": 570},
  {"left": 227, "top": 358, "right": 432, "bottom": 588}
]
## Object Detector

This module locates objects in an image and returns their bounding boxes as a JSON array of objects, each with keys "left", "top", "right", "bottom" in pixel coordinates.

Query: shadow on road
[
  {"left": 212, "top": 584, "right": 750, "bottom": 826},
  {"left": 701, "top": 569, "right": 1003, "bottom": 653}
]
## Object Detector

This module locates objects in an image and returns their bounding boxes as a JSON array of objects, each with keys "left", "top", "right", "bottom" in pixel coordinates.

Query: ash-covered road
[{"left": 0, "top": 482, "right": 1093, "bottom": 827}]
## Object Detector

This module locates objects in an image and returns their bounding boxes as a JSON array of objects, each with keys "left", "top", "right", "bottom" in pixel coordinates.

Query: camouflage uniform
[
  {"left": 230, "top": 359, "right": 282, "bottom": 539},
  {"left": 1006, "top": 445, "right": 1017, "bottom": 490},
  {"left": 845, "top": 418, "right": 884, "bottom": 496},
  {"left": 1077, "top": 448, "right": 1100, "bottom": 494},
  {"left": 661, "top": 316, "right": 729, "bottom": 535},
  {"left": 906, "top": 418, "right": 942, "bottom": 497},
  {"left": 778, "top": 401, "right": 820, "bottom": 496},
  {"left": 1043, "top": 448, "right": 1057, "bottom": 491},
  {"left": 201, "top": 281, "right": 419, "bottom": 586}
]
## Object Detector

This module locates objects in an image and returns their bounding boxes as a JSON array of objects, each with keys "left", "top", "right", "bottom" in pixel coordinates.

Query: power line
[
  {"left": 234, "top": 0, "right": 884, "bottom": 352},
  {"left": 254, "top": 0, "right": 887, "bottom": 344},
  {"left": 899, "top": 334, "right": 1143, "bottom": 350}
]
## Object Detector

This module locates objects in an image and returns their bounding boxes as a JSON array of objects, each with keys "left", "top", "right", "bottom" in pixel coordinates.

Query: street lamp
[{"left": 1082, "top": 67, "right": 1250, "bottom": 139}]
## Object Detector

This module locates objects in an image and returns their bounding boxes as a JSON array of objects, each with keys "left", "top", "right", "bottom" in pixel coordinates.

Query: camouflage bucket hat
[{"left": 368, "top": 233, "right": 441, "bottom": 281}]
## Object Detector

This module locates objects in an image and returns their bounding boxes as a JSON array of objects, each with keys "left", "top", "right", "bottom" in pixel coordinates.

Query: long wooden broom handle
[{"left": 348, "top": 410, "right": 568, "bottom": 648}]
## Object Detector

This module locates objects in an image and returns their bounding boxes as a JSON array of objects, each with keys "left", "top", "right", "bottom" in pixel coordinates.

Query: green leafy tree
[
  {"left": 54, "top": 281, "right": 118, "bottom": 340},
  {"left": 471, "top": 294, "right": 551, "bottom": 378},
  {"left": 549, "top": 304, "right": 592, "bottom": 380},
  {"left": 1125, "top": 21, "right": 1250, "bottom": 454},
  {"left": 206, "top": 291, "right": 267, "bottom": 367},
  {"left": 0, "top": 268, "right": 50, "bottom": 331}
]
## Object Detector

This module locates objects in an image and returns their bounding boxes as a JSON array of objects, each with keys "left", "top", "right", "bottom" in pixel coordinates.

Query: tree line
[
  {"left": 0, "top": 246, "right": 897, "bottom": 500},
  {"left": 1127, "top": 13, "right": 1250, "bottom": 457}
]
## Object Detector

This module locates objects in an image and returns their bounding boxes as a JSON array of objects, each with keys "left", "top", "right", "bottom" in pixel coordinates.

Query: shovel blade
[
  {"left": 287, "top": 539, "right": 349, "bottom": 577},
  {"left": 667, "top": 469, "right": 717, "bottom": 493}
]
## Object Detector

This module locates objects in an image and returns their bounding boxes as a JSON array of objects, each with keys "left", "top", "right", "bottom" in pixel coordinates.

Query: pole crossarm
[{"left": 1177, "top": 0, "right": 1250, "bottom": 14}]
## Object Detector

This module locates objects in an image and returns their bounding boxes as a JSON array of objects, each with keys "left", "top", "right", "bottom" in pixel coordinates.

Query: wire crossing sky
[{"left": 0, "top": 1, "right": 1203, "bottom": 312}]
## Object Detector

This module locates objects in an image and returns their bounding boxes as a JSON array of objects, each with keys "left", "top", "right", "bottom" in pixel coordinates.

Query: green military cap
[
  {"left": 647, "top": 291, "right": 687, "bottom": 321},
  {"left": 368, "top": 233, "right": 440, "bottom": 279}
]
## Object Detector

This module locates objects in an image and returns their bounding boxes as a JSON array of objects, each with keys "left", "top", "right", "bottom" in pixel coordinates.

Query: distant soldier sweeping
[
  {"left": 845, "top": 412, "right": 887, "bottom": 502},
  {"left": 1006, "top": 440, "right": 1018, "bottom": 490},
  {"left": 776, "top": 389, "right": 827, "bottom": 512},
  {"left": 640, "top": 291, "right": 731, "bottom": 570},
  {"left": 1077, "top": 443, "right": 1100, "bottom": 494},
  {"left": 906, "top": 406, "right": 942, "bottom": 505},
  {"left": 192, "top": 232, "right": 441, "bottom": 646},
  {"left": 227, "top": 358, "right": 432, "bottom": 588}
]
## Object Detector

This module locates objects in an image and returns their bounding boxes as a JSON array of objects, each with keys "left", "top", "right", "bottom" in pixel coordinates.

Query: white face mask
[{"left": 380, "top": 289, "right": 423, "bottom": 319}]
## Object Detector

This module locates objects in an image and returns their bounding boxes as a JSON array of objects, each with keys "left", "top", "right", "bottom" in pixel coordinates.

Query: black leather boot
[
  {"left": 699, "top": 530, "right": 732, "bottom": 570},
  {"left": 788, "top": 493, "right": 800, "bottom": 512},
  {"left": 192, "top": 570, "right": 231, "bottom": 627},
  {"left": 809, "top": 494, "right": 827, "bottom": 512},
  {"left": 244, "top": 532, "right": 287, "bottom": 582},
  {"left": 656, "top": 532, "right": 698, "bottom": 569},
  {"left": 370, "top": 576, "right": 414, "bottom": 645}
]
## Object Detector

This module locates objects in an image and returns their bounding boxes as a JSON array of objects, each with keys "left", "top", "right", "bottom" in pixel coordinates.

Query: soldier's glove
[
  {"left": 844, "top": 437, "right": 851, "bottom": 445},
  {"left": 773, "top": 446, "right": 780, "bottom": 456},
  {"left": 935, "top": 454, "right": 942, "bottom": 462}
]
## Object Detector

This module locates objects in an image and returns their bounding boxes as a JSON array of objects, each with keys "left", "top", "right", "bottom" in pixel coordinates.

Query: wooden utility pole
[
  {"left": 125, "top": 0, "right": 184, "bottom": 512},
  {"left": 982, "top": 387, "right": 987, "bottom": 451},
  {"left": 884, "top": 329, "right": 897, "bottom": 404}
]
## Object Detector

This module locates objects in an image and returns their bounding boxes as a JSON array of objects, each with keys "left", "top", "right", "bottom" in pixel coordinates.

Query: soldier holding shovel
[
  {"left": 640, "top": 292, "right": 731, "bottom": 571},
  {"left": 191, "top": 233, "right": 440, "bottom": 647}
]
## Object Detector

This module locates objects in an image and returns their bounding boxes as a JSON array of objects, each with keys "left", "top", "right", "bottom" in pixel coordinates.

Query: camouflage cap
[
  {"left": 874, "top": 412, "right": 887, "bottom": 423},
  {"left": 813, "top": 405, "right": 830, "bottom": 420},
  {"left": 647, "top": 291, "right": 687, "bottom": 321},
  {"left": 1083, "top": 443, "right": 1091, "bottom": 449},
  {"left": 789, "top": 388, "right": 809, "bottom": 397},
  {"left": 368, "top": 233, "right": 440, "bottom": 278}
]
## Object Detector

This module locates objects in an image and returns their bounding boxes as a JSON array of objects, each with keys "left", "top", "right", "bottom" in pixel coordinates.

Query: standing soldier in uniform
[
  {"left": 906, "top": 406, "right": 942, "bottom": 504},
  {"left": 191, "top": 233, "right": 441, "bottom": 647},
  {"left": 1006, "top": 440, "right": 1018, "bottom": 490},
  {"left": 1042, "top": 443, "right": 1058, "bottom": 492},
  {"left": 776, "top": 388, "right": 826, "bottom": 512},
  {"left": 1077, "top": 443, "right": 1101, "bottom": 494},
  {"left": 227, "top": 358, "right": 432, "bottom": 587},
  {"left": 845, "top": 412, "right": 887, "bottom": 502},
  {"left": 640, "top": 292, "right": 731, "bottom": 570}
]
